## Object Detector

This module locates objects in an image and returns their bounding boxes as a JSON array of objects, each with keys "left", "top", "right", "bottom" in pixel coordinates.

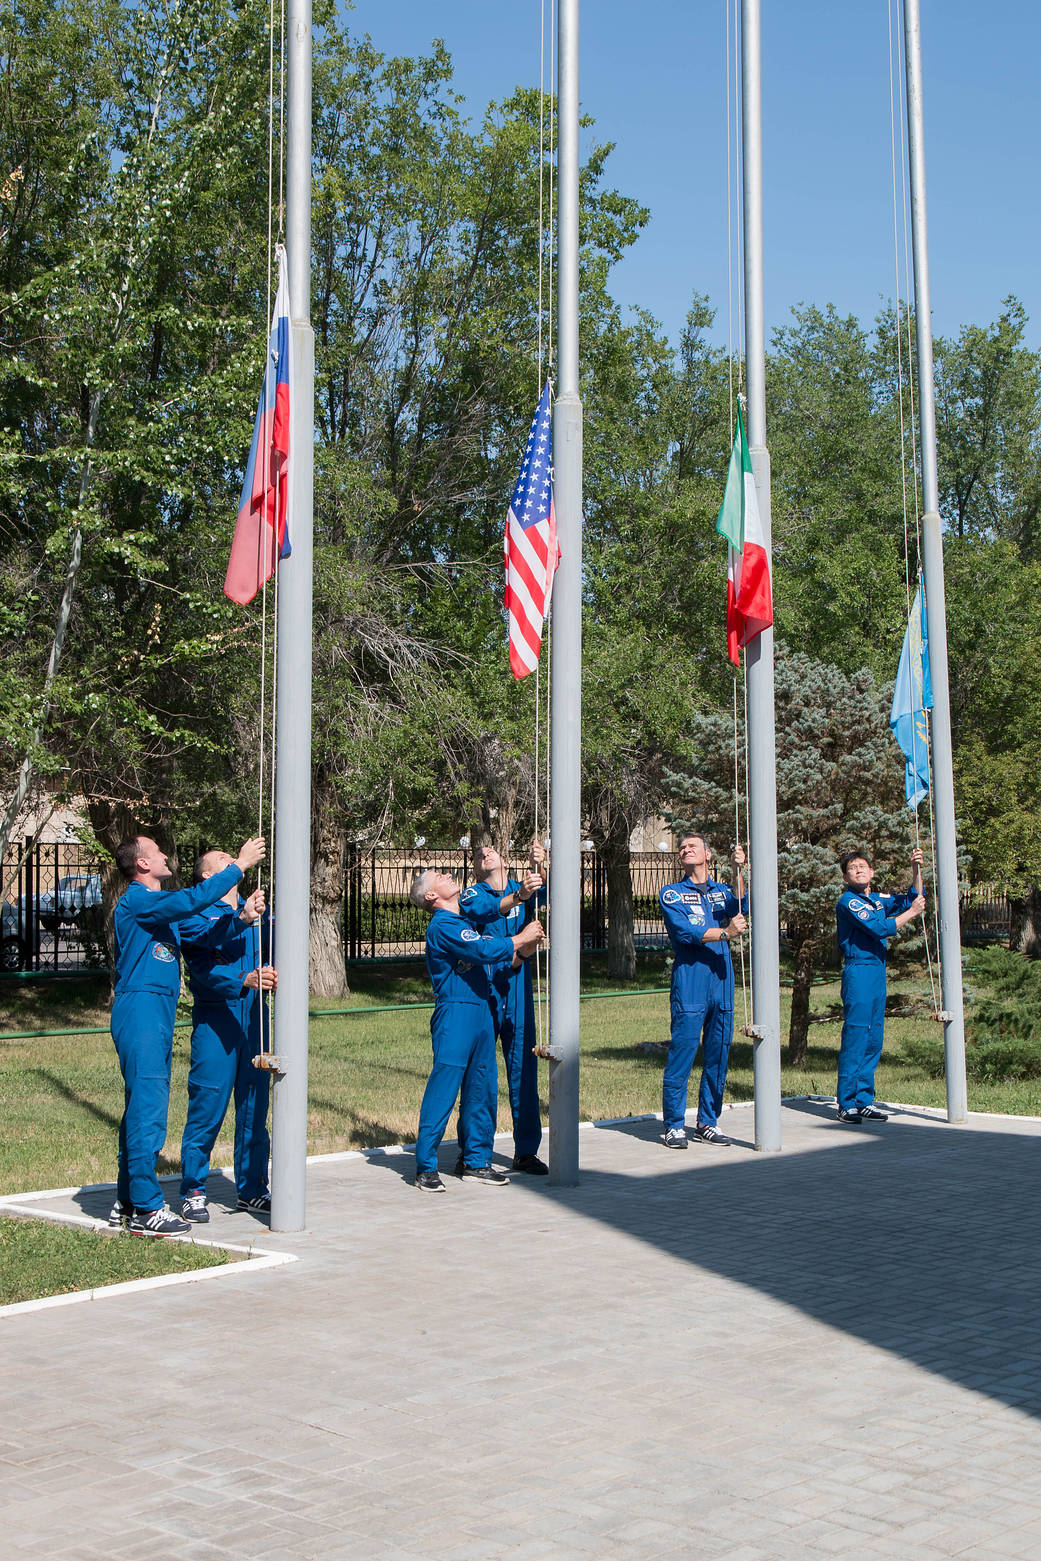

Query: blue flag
[{"left": 890, "top": 580, "right": 933, "bottom": 808}]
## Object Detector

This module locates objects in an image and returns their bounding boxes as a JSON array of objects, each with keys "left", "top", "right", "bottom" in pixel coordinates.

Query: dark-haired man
[
  {"left": 177, "top": 850, "right": 277, "bottom": 1223},
  {"left": 410, "top": 867, "right": 544, "bottom": 1191},
  {"left": 108, "top": 834, "right": 265, "bottom": 1236},
  {"left": 659, "top": 833, "right": 746, "bottom": 1149},
  {"left": 835, "top": 845, "right": 926, "bottom": 1123}
]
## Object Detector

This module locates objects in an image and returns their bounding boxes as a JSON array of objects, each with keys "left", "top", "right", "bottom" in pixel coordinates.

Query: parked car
[
  {"left": 37, "top": 873, "right": 103, "bottom": 931},
  {"left": 1, "top": 873, "right": 104, "bottom": 971}
]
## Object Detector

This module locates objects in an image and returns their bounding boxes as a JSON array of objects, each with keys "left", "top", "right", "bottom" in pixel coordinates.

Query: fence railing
[
  {"left": 0, "top": 838, "right": 1017, "bottom": 975},
  {"left": 1, "top": 838, "right": 108, "bottom": 975}
]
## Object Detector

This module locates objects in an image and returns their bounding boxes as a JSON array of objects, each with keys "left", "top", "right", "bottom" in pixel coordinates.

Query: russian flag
[{"left": 225, "top": 245, "right": 292, "bottom": 605}]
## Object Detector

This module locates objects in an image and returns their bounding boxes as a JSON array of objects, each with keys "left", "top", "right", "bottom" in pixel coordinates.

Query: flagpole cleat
[
  {"left": 252, "top": 1053, "right": 284, "bottom": 1073},
  {"left": 531, "top": 1044, "right": 565, "bottom": 1061},
  {"left": 739, "top": 1024, "right": 764, "bottom": 1040}
]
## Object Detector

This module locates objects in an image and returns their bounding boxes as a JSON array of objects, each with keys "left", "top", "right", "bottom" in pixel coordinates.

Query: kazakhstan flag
[{"left": 890, "top": 580, "right": 933, "bottom": 808}]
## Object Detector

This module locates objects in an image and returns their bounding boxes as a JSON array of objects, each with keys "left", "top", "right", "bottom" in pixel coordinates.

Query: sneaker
[
  {"left": 128, "top": 1206, "right": 192, "bottom": 1237},
  {"left": 453, "top": 1156, "right": 465, "bottom": 1178},
  {"left": 415, "top": 1170, "right": 446, "bottom": 1192},
  {"left": 458, "top": 1164, "right": 510, "bottom": 1186},
  {"left": 107, "top": 1199, "right": 132, "bottom": 1229},
  {"left": 837, "top": 1107, "right": 862, "bottom": 1123},
  {"left": 512, "top": 1154, "right": 549, "bottom": 1175},
  {"left": 236, "top": 1193, "right": 271, "bottom": 1214},
  {"left": 663, "top": 1128, "right": 689, "bottom": 1150},
  {"left": 690, "top": 1123, "right": 732, "bottom": 1146},
  {"left": 857, "top": 1105, "right": 889, "bottom": 1122},
  {"left": 181, "top": 1193, "right": 210, "bottom": 1223}
]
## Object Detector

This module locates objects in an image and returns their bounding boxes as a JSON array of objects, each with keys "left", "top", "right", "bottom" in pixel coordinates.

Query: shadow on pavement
[{"left": 534, "top": 1110, "right": 1041, "bottom": 1421}]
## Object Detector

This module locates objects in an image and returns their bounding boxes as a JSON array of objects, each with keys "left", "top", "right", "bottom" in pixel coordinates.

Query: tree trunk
[
  {"left": 1009, "top": 888, "right": 1041, "bottom": 958},
  {"left": 602, "top": 820, "right": 636, "bottom": 981},
  {"left": 786, "top": 936, "right": 817, "bottom": 1066},
  {"left": 310, "top": 780, "right": 349, "bottom": 998}
]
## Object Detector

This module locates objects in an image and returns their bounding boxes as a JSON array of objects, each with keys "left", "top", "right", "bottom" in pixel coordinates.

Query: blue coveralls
[
  {"left": 836, "top": 884, "right": 920, "bottom": 1112},
  {"left": 177, "top": 900, "right": 272, "bottom": 1203},
  {"left": 459, "top": 878, "right": 545, "bottom": 1158},
  {"left": 415, "top": 910, "right": 516, "bottom": 1173},
  {"left": 660, "top": 875, "right": 742, "bottom": 1131},
  {"left": 110, "top": 864, "right": 243, "bottom": 1212}
]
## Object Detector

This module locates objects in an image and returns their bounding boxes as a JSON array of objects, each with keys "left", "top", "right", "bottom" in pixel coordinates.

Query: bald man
[{"left": 177, "top": 850, "right": 278, "bottom": 1222}]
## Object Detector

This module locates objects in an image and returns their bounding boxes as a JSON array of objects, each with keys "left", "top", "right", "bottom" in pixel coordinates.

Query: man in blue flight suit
[
  {"left": 459, "top": 840, "right": 547, "bottom": 1175},
  {"left": 836, "top": 845, "right": 925, "bottom": 1123},
  {"left": 659, "top": 833, "right": 747, "bottom": 1149},
  {"left": 108, "top": 834, "right": 266, "bottom": 1236},
  {"left": 410, "top": 867, "right": 545, "bottom": 1191},
  {"left": 177, "top": 849, "right": 278, "bottom": 1223}
]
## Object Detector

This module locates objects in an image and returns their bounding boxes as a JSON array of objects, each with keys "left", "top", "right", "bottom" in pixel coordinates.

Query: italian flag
[{"left": 715, "top": 403, "right": 773, "bottom": 665}]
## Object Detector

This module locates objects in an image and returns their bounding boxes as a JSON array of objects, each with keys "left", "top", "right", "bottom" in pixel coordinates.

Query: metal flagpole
[
  {"left": 903, "top": 0, "right": 967, "bottom": 1122},
  {"left": 741, "top": 0, "right": 782, "bottom": 1152},
  {"left": 547, "top": 0, "right": 582, "bottom": 1186},
  {"left": 271, "top": 0, "right": 315, "bottom": 1229}
]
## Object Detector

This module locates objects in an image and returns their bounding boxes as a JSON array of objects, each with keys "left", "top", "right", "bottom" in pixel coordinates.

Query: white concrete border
[{"left": 0, "top": 1199, "right": 297, "bottom": 1320}]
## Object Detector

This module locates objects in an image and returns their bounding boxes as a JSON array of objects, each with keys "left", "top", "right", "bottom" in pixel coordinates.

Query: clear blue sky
[{"left": 343, "top": 0, "right": 1039, "bottom": 353}]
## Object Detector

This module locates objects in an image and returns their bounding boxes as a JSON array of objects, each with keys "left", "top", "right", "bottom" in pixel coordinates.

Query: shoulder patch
[
  {"left": 151, "top": 942, "right": 177, "bottom": 964},
  {"left": 855, "top": 908, "right": 871, "bottom": 921},
  {"left": 848, "top": 898, "right": 869, "bottom": 911},
  {"left": 459, "top": 888, "right": 476, "bottom": 905},
  {"left": 662, "top": 888, "right": 680, "bottom": 905},
  {"left": 460, "top": 928, "right": 480, "bottom": 942}
]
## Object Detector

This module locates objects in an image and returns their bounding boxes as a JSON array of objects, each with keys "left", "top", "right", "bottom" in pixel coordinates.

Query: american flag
[{"left": 504, "top": 382, "right": 560, "bottom": 679}]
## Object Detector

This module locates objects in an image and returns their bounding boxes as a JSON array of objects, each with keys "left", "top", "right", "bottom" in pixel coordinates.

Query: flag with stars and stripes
[{"left": 504, "top": 381, "right": 560, "bottom": 679}]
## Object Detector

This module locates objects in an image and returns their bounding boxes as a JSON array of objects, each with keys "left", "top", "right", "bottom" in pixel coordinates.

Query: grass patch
[
  {"left": 1, "top": 957, "right": 1038, "bottom": 1199},
  {"left": 0, "top": 1215, "right": 236, "bottom": 1306}
]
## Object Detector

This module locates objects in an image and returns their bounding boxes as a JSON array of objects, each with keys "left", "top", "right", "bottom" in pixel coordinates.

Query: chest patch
[{"left": 151, "top": 942, "right": 177, "bottom": 964}]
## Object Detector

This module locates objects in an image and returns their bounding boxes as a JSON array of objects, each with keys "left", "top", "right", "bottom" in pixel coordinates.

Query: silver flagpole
[
  {"left": 903, "top": 0, "right": 967, "bottom": 1122},
  {"left": 548, "top": 0, "right": 582, "bottom": 1186},
  {"left": 741, "top": 0, "right": 782, "bottom": 1151},
  {"left": 271, "top": 0, "right": 314, "bottom": 1230}
]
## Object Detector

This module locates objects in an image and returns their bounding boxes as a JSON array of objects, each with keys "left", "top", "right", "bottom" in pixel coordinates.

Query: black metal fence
[
  {"left": 1, "top": 838, "right": 108, "bottom": 975},
  {"left": 0, "top": 836, "right": 1018, "bottom": 975}
]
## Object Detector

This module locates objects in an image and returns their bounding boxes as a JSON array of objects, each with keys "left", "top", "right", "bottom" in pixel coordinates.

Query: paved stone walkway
[{"left": 3, "top": 1101, "right": 1041, "bottom": 1560}]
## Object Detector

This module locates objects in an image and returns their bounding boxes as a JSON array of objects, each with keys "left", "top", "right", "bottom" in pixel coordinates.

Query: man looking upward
[
  {"left": 459, "top": 840, "right": 547, "bottom": 1174},
  {"left": 835, "top": 845, "right": 926, "bottom": 1123},
  {"left": 410, "top": 867, "right": 544, "bottom": 1192},
  {"left": 177, "top": 849, "right": 278, "bottom": 1223},
  {"left": 659, "top": 833, "right": 747, "bottom": 1149},
  {"left": 109, "top": 834, "right": 265, "bottom": 1236}
]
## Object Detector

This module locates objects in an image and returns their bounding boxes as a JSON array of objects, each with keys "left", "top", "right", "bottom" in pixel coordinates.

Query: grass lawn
[
  {"left": 1, "top": 954, "right": 1038, "bottom": 1199},
  {"left": 0, "top": 1215, "right": 237, "bottom": 1306}
]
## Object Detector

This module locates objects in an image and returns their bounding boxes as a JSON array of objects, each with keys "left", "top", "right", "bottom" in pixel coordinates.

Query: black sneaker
[
  {"left": 236, "top": 1193, "right": 271, "bottom": 1214},
  {"left": 453, "top": 1156, "right": 465, "bottom": 1178},
  {"left": 837, "top": 1107, "right": 862, "bottom": 1123},
  {"left": 128, "top": 1206, "right": 192, "bottom": 1237},
  {"left": 690, "top": 1123, "right": 732, "bottom": 1146},
  {"left": 512, "top": 1154, "right": 549, "bottom": 1175},
  {"left": 181, "top": 1193, "right": 210, "bottom": 1223},
  {"left": 662, "top": 1128, "right": 689, "bottom": 1150},
  {"left": 857, "top": 1105, "right": 889, "bottom": 1122},
  {"left": 415, "top": 1171, "right": 446, "bottom": 1192},
  {"left": 107, "top": 1199, "right": 132, "bottom": 1229},
  {"left": 458, "top": 1164, "right": 510, "bottom": 1186}
]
